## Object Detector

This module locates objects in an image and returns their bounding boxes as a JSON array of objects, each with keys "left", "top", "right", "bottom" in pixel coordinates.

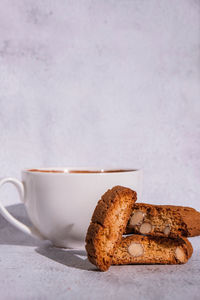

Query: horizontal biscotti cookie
[
  {"left": 126, "top": 203, "right": 200, "bottom": 237},
  {"left": 85, "top": 186, "right": 137, "bottom": 271},
  {"left": 112, "top": 235, "right": 193, "bottom": 265}
]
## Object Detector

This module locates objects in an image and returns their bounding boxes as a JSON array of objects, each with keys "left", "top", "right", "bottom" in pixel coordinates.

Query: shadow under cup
[{"left": 1, "top": 168, "right": 142, "bottom": 248}]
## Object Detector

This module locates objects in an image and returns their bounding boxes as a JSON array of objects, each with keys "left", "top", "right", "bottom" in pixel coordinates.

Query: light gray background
[
  {"left": 0, "top": 0, "right": 200, "bottom": 209},
  {"left": 0, "top": 1, "right": 200, "bottom": 299}
]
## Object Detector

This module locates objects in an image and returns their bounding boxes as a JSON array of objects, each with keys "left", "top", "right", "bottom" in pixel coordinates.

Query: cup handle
[{"left": 0, "top": 177, "right": 43, "bottom": 239}]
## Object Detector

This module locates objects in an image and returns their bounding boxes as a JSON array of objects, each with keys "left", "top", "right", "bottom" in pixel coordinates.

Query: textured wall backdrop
[{"left": 0, "top": 0, "right": 200, "bottom": 209}]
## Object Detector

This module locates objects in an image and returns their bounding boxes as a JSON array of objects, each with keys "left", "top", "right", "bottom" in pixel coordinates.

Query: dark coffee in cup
[{"left": 28, "top": 169, "right": 135, "bottom": 173}]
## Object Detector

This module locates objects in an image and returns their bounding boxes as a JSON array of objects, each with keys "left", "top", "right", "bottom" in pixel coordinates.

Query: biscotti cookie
[
  {"left": 112, "top": 235, "right": 193, "bottom": 265},
  {"left": 85, "top": 186, "right": 137, "bottom": 271},
  {"left": 126, "top": 203, "right": 200, "bottom": 237}
]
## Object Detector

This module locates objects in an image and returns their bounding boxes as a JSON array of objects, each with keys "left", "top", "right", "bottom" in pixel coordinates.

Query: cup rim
[{"left": 22, "top": 167, "right": 141, "bottom": 175}]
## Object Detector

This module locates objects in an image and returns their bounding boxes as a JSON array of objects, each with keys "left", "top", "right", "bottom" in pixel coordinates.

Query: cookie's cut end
[{"left": 85, "top": 185, "right": 137, "bottom": 271}]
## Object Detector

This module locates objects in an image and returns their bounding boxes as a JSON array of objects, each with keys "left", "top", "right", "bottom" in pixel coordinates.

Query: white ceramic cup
[{"left": 0, "top": 167, "right": 142, "bottom": 248}]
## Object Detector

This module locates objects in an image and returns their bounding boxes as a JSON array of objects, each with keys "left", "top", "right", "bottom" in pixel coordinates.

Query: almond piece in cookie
[
  {"left": 126, "top": 203, "right": 200, "bottom": 237},
  {"left": 85, "top": 186, "right": 137, "bottom": 271},
  {"left": 112, "top": 235, "right": 193, "bottom": 265},
  {"left": 129, "top": 211, "right": 144, "bottom": 226},
  {"left": 128, "top": 242, "right": 144, "bottom": 257},
  {"left": 139, "top": 222, "right": 152, "bottom": 234}
]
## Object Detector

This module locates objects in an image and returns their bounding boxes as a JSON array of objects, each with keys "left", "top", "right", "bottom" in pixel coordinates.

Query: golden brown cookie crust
[
  {"left": 126, "top": 203, "right": 200, "bottom": 237},
  {"left": 85, "top": 186, "right": 137, "bottom": 271},
  {"left": 112, "top": 235, "right": 193, "bottom": 265}
]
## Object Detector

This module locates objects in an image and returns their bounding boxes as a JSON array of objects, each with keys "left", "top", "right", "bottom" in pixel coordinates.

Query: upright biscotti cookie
[
  {"left": 85, "top": 186, "right": 137, "bottom": 271},
  {"left": 112, "top": 235, "right": 193, "bottom": 265},
  {"left": 126, "top": 203, "right": 200, "bottom": 237}
]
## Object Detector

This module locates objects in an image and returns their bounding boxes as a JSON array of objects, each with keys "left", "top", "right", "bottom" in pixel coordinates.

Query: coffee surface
[
  {"left": 29, "top": 169, "right": 64, "bottom": 173},
  {"left": 68, "top": 170, "right": 133, "bottom": 173},
  {"left": 28, "top": 169, "right": 135, "bottom": 173}
]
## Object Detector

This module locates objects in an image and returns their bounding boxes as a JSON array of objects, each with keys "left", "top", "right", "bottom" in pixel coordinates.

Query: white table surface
[{"left": 0, "top": 204, "right": 199, "bottom": 300}]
